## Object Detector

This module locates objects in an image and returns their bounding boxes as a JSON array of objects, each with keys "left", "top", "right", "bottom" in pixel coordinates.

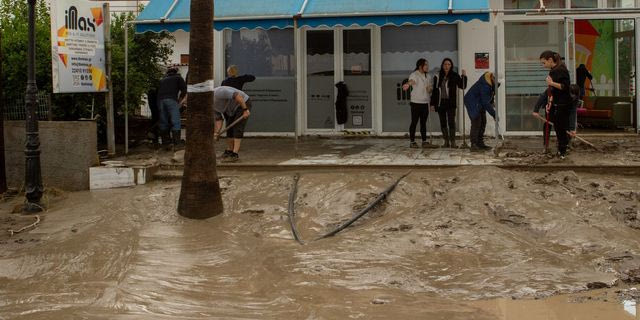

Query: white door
[{"left": 304, "top": 28, "right": 374, "bottom": 133}]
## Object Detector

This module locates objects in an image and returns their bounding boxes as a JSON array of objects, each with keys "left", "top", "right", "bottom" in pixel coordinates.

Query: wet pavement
[
  {"left": 119, "top": 135, "right": 640, "bottom": 169},
  {"left": 1, "top": 167, "right": 640, "bottom": 319}
]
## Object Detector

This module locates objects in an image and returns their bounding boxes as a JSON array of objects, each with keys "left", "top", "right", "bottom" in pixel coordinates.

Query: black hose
[
  {"left": 287, "top": 173, "right": 303, "bottom": 244},
  {"left": 317, "top": 171, "right": 411, "bottom": 240}
]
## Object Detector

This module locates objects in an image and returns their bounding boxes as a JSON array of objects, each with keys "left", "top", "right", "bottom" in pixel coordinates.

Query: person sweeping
[{"left": 463, "top": 72, "right": 496, "bottom": 152}]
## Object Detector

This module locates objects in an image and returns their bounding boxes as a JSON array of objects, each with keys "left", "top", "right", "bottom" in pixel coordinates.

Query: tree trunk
[
  {"left": 0, "top": 30, "right": 7, "bottom": 194},
  {"left": 177, "top": 0, "right": 223, "bottom": 218}
]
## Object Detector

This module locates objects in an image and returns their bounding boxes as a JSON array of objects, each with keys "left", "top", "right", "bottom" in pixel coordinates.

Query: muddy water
[{"left": 0, "top": 167, "right": 639, "bottom": 319}]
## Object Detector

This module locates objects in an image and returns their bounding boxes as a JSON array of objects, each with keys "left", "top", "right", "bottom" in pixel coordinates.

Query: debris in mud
[
  {"left": 485, "top": 203, "right": 529, "bottom": 227},
  {"left": 241, "top": 209, "right": 265, "bottom": 217},
  {"left": 532, "top": 171, "right": 580, "bottom": 186},
  {"left": 383, "top": 224, "right": 413, "bottom": 232},
  {"left": 352, "top": 192, "right": 380, "bottom": 212},
  {"left": 587, "top": 281, "right": 615, "bottom": 289},
  {"left": 446, "top": 176, "right": 460, "bottom": 184},
  {"left": 504, "top": 151, "right": 533, "bottom": 158},
  {"left": 616, "top": 288, "right": 640, "bottom": 301},
  {"left": 610, "top": 205, "right": 640, "bottom": 229},
  {"left": 371, "top": 298, "right": 391, "bottom": 305}
]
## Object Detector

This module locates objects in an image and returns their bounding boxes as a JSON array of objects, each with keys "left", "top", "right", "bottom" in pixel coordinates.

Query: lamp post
[{"left": 24, "top": 0, "right": 43, "bottom": 212}]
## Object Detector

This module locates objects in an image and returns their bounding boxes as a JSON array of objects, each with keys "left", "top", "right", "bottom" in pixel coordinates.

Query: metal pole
[
  {"left": 104, "top": 3, "right": 115, "bottom": 155},
  {"left": 124, "top": 21, "right": 129, "bottom": 154},
  {"left": 24, "top": 0, "right": 43, "bottom": 211}
]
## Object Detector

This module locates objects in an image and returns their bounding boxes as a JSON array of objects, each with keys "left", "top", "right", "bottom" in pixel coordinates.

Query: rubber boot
[
  {"left": 171, "top": 130, "right": 184, "bottom": 151},
  {"left": 449, "top": 128, "right": 457, "bottom": 148},
  {"left": 441, "top": 130, "right": 450, "bottom": 148},
  {"left": 161, "top": 130, "right": 172, "bottom": 151}
]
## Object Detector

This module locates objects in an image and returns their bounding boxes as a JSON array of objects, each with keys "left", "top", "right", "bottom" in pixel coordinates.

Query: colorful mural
[{"left": 575, "top": 20, "right": 616, "bottom": 96}]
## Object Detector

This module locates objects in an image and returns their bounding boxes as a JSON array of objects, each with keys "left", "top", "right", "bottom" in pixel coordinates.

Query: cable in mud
[
  {"left": 316, "top": 171, "right": 411, "bottom": 240},
  {"left": 8, "top": 215, "right": 40, "bottom": 236},
  {"left": 287, "top": 173, "right": 304, "bottom": 244}
]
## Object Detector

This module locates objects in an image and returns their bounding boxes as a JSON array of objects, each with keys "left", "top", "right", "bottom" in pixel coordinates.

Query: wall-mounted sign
[
  {"left": 50, "top": 0, "right": 107, "bottom": 93},
  {"left": 475, "top": 52, "right": 490, "bottom": 69}
]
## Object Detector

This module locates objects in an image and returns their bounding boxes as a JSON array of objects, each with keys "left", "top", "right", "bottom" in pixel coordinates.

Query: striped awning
[{"left": 135, "top": 0, "right": 489, "bottom": 33}]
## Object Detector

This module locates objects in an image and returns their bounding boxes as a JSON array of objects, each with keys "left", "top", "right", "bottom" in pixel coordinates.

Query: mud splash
[{"left": 1, "top": 167, "right": 639, "bottom": 319}]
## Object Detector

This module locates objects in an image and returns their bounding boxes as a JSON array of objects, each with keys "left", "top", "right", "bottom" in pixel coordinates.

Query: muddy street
[{"left": 1, "top": 167, "right": 639, "bottom": 319}]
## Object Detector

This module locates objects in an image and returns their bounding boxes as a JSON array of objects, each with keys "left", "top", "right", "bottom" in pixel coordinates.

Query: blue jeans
[{"left": 158, "top": 98, "right": 181, "bottom": 131}]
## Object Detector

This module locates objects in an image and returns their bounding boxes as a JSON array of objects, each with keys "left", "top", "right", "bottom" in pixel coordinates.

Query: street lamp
[{"left": 24, "top": 0, "right": 43, "bottom": 212}]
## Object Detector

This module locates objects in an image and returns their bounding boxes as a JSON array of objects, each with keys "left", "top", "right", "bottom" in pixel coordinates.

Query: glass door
[
  {"left": 306, "top": 30, "right": 335, "bottom": 129},
  {"left": 342, "top": 29, "right": 372, "bottom": 130}
]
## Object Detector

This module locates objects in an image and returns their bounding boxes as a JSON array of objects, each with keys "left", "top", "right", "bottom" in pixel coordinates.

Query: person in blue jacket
[{"left": 463, "top": 72, "right": 496, "bottom": 152}]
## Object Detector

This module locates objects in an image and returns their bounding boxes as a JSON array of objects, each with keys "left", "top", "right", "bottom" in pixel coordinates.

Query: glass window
[
  {"left": 504, "top": 0, "right": 566, "bottom": 9},
  {"left": 224, "top": 29, "right": 296, "bottom": 132},
  {"left": 381, "top": 25, "right": 458, "bottom": 133},
  {"left": 607, "top": 0, "right": 639, "bottom": 7},
  {"left": 343, "top": 29, "right": 372, "bottom": 129},
  {"left": 306, "top": 30, "right": 335, "bottom": 129},
  {"left": 504, "top": 21, "right": 564, "bottom": 131},
  {"left": 571, "top": 0, "right": 598, "bottom": 7}
]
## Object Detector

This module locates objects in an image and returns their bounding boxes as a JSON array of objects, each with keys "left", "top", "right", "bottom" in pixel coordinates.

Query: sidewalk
[{"left": 120, "top": 135, "right": 640, "bottom": 170}]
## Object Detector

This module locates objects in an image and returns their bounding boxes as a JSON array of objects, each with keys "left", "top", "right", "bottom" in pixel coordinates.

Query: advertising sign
[{"left": 51, "top": 0, "right": 107, "bottom": 93}]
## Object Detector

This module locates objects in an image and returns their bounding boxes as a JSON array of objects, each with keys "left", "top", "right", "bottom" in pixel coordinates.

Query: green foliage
[
  {"left": 0, "top": 1, "right": 174, "bottom": 142},
  {"left": 0, "top": 0, "right": 52, "bottom": 101}
]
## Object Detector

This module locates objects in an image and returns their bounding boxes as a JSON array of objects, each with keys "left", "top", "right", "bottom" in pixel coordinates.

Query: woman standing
[
  {"left": 539, "top": 50, "right": 571, "bottom": 158},
  {"left": 402, "top": 58, "right": 432, "bottom": 148},
  {"left": 431, "top": 58, "right": 467, "bottom": 148}
]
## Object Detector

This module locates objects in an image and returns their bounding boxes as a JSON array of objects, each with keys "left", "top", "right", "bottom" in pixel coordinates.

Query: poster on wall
[
  {"left": 50, "top": 0, "right": 107, "bottom": 93},
  {"left": 475, "top": 53, "right": 490, "bottom": 69}
]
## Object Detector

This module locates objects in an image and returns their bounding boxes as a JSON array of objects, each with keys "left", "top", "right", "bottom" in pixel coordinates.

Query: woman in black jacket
[
  {"left": 431, "top": 58, "right": 467, "bottom": 148},
  {"left": 539, "top": 50, "right": 571, "bottom": 158}
]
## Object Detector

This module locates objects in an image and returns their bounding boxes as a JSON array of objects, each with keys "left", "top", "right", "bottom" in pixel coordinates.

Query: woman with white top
[{"left": 402, "top": 58, "right": 432, "bottom": 148}]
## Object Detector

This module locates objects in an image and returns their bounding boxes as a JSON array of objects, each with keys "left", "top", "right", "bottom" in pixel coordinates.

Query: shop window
[
  {"left": 607, "top": 0, "right": 639, "bottom": 7},
  {"left": 504, "top": 21, "right": 565, "bottom": 132},
  {"left": 571, "top": 0, "right": 598, "bottom": 7},
  {"left": 224, "top": 29, "right": 295, "bottom": 132},
  {"left": 380, "top": 25, "right": 458, "bottom": 133},
  {"left": 504, "top": 0, "right": 566, "bottom": 9}
]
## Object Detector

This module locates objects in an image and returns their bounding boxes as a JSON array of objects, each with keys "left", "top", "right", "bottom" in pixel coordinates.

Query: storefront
[
  {"left": 135, "top": 0, "right": 493, "bottom": 136},
  {"left": 135, "top": 0, "right": 640, "bottom": 136},
  {"left": 495, "top": 0, "right": 640, "bottom": 134}
]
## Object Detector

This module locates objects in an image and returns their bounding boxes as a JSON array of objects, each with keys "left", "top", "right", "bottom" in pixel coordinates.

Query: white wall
[{"left": 458, "top": 18, "right": 498, "bottom": 136}]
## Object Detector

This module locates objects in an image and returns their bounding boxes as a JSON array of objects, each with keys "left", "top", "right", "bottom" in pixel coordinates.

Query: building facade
[{"left": 136, "top": 0, "right": 640, "bottom": 136}]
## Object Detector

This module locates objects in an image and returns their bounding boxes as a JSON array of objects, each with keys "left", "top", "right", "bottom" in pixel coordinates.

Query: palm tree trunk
[
  {"left": 0, "top": 29, "right": 7, "bottom": 194},
  {"left": 178, "top": 0, "right": 223, "bottom": 218}
]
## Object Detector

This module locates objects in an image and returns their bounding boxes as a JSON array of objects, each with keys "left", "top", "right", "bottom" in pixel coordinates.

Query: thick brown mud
[{"left": 0, "top": 167, "right": 639, "bottom": 319}]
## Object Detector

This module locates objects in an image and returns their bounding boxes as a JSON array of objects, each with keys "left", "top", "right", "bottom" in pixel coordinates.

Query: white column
[
  {"left": 372, "top": 26, "right": 383, "bottom": 135},
  {"left": 213, "top": 30, "right": 225, "bottom": 86},
  {"left": 295, "top": 26, "right": 305, "bottom": 136}
]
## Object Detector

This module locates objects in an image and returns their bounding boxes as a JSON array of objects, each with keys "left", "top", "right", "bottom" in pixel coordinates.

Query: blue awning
[
  {"left": 136, "top": 0, "right": 304, "bottom": 33},
  {"left": 298, "top": 0, "right": 489, "bottom": 28},
  {"left": 135, "top": 0, "right": 489, "bottom": 33}
]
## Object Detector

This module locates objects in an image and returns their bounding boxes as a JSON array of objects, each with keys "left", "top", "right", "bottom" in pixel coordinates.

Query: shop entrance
[
  {"left": 503, "top": 18, "right": 637, "bottom": 134},
  {"left": 304, "top": 28, "right": 373, "bottom": 133}
]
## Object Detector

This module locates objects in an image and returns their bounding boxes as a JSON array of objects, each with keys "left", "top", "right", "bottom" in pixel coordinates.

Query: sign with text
[{"left": 51, "top": 0, "right": 107, "bottom": 93}]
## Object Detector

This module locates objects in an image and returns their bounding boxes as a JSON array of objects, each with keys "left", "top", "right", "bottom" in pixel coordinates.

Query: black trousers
[
  {"left": 542, "top": 109, "right": 553, "bottom": 147},
  {"left": 551, "top": 104, "right": 570, "bottom": 154},
  {"left": 409, "top": 102, "right": 429, "bottom": 142},
  {"left": 470, "top": 112, "right": 487, "bottom": 146},
  {"left": 438, "top": 100, "right": 456, "bottom": 138}
]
